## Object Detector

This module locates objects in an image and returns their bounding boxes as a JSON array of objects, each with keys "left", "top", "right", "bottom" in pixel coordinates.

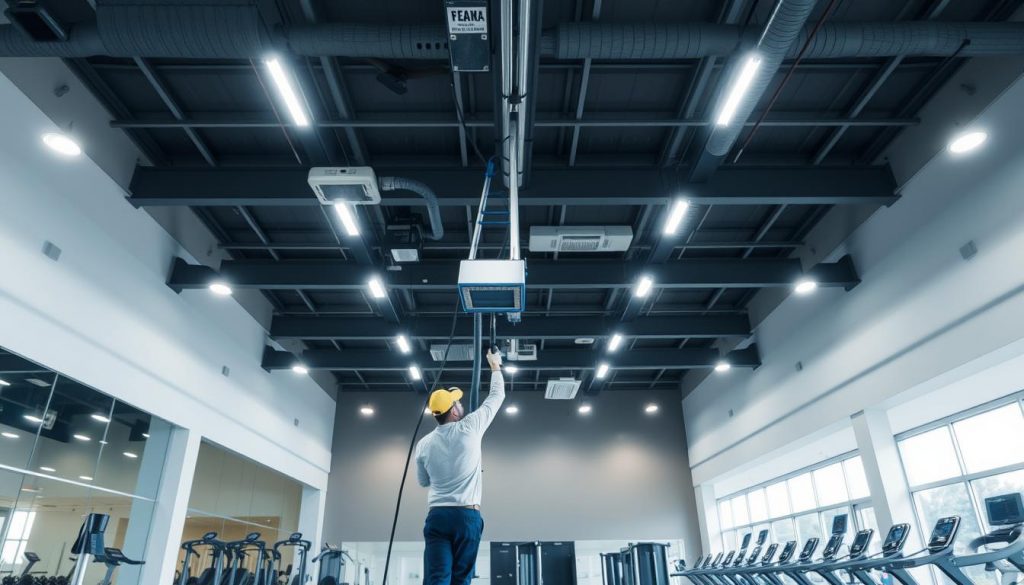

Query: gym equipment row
[
  {"left": 177, "top": 532, "right": 355, "bottom": 585},
  {"left": 602, "top": 543, "right": 672, "bottom": 585},
  {"left": 667, "top": 492, "right": 1024, "bottom": 585}
]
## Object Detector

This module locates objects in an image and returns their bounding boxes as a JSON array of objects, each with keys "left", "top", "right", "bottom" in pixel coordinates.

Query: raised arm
[
  {"left": 459, "top": 350, "right": 506, "bottom": 435},
  {"left": 415, "top": 444, "right": 431, "bottom": 487}
]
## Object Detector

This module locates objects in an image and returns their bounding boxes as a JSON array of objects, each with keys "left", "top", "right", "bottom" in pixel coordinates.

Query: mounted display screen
[
  {"left": 831, "top": 514, "right": 849, "bottom": 535},
  {"left": 778, "top": 541, "right": 797, "bottom": 563},
  {"left": 757, "top": 530, "right": 769, "bottom": 545},
  {"left": 822, "top": 535, "right": 844, "bottom": 559},
  {"left": 740, "top": 533, "right": 752, "bottom": 549},
  {"left": 927, "top": 516, "right": 961, "bottom": 552},
  {"left": 747, "top": 546, "right": 762, "bottom": 564},
  {"left": 762, "top": 544, "right": 779, "bottom": 564},
  {"left": 723, "top": 551, "right": 735, "bottom": 565},
  {"left": 799, "top": 538, "right": 820, "bottom": 561},
  {"left": 882, "top": 524, "right": 911, "bottom": 555},
  {"left": 711, "top": 553, "right": 723, "bottom": 567},
  {"left": 986, "top": 493, "right": 1024, "bottom": 526},
  {"left": 849, "top": 529, "right": 874, "bottom": 556}
]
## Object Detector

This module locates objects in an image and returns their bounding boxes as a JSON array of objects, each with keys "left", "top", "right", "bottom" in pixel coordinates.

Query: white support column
[
  {"left": 850, "top": 409, "right": 918, "bottom": 544},
  {"left": 299, "top": 484, "right": 327, "bottom": 555},
  {"left": 133, "top": 426, "right": 202, "bottom": 584},
  {"left": 693, "top": 483, "right": 720, "bottom": 556}
]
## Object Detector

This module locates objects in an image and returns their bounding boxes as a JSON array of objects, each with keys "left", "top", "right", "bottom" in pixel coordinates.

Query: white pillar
[
  {"left": 693, "top": 483, "right": 720, "bottom": 556},
  {"left": 298, "top": 485, "right": 327, "bottom": 573},
  {"left": 133, "top": 426, "right": 202, "bottom": 584},
  {"left": 850, "top": 409, "right": 918, "bottom": 545}
]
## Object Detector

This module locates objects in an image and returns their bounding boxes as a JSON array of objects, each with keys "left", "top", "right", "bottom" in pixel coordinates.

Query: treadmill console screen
[
  {"left": 831, "top": 514, "right": 849, "bottom": 535},
  {"left": 741, "top": 533, "right": 752, "bottom": 549},
  {"left": 762, "top": 544, "right": 779, "bottom": 564},
  {"left": 723, "top": 551, "right": 735, "bottom": 565},
  {"left": 848, "top": 529, "right": 874, "bottom": 556},
  {"left": 882, "top": 524, "right": 910, "bottom": 555},
  {"left": 711, "top": 553, "right": 723, "bottom": 567},
  {"left": 747, "top": 546, "right": 762, "bottom": 564},
  {"left": 778, "top": 541, "right": 797, "bottom": 563},
  {"left": 798, "top": 538, "right": 820, "bottom": 561},
  {"left": 822, "top": 535, "right": 843, "bottom": 559},
  {"left": 986, "top": 493, "right": 1024, "bottom": 526},
  {"left": 927, "top": 516, "right": 961, "bottom": 552},
  {"left": 757, "top": 529, "right": 769, "bottom": 545},
  {"left": 23, "top": 552, "right": 39, "bottom": 562}
]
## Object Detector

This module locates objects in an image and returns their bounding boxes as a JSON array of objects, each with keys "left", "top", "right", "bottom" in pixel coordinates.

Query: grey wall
[{"left": 323, "top": 386, "right": 700, "bottom": 550}]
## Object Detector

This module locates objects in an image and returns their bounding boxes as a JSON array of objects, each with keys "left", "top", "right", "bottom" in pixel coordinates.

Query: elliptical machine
[
  {"left": 312, "top": 544, "right": 347, "bottom": 585},
  {"left": 274, "top": 533, "right": 312, "bottom": 585}
]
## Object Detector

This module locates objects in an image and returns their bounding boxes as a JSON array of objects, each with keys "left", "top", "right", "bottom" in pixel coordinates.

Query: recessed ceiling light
[
  {"left": 39, "top": 467, "right": 56, "bottom": 473},
  {"left": 948, "top": 130, "right": 987, "bottom": 154},
  {"left": 505, "top": 405, "right": 519, "bottom": 415},
  {"left": 291, "top": 364, "right": 309, "bottom": 375},
  {"left": 359, "top": 406, "right": 375, "bottom": 417},
  {"left": 79, "top": 475, "right": 93, "bottom": 481},
  {"left": 633, "top": 276, "right": 654, "bottom": 298},
  {"left": 208, "top": 282, "right": 233, "bottom": 296},
  {"left": 0, "top": 378, "right": 10, "bottom": 387},
  {"left": 26, "top": 378, "right": 50, "bottom": 388},
  {"left": 90, "top": 414, "right": 110, "bottom": 423},
  {"left": 794, "top": 278, "right": 817, "bottom": 295},
  {"left": 424, "top": 408, "right": 432, "bottom": 415},
  {"left": 396, "top": 335, "right": 412, "bottom": 354},
  {"left": 574, "top": 337, "right": 596, "bottom": 345},
  {"left": 42, "top": 132, "right": 82, "bottom": 156},
  {"left": 23, "top": 415, "right": 43, "bottom": 424},
  {"left": 644, "top": 403, "right": 660, "bottom": 414},
  {"left": 142, "top": 433, "right": 150, "bottom": 439},
  {"left": 20, "top": 487, "right": 40, "bottom": 493},
  {"left": 607, "top": 334, "right": 624, "bottom": 353},
  {"left": 578, "top": 404, "right": 593, "bottom": 415},
  {"left": 409, "top": 365, "right": 422, "bottom": 380},
  {"left": 504, "top": 365, "right": 518, "bottom": 374},
  {"left": 263, "top": 57, "right": 311, "bottom": 127},
  {"left": 663, "top": 199, "right": 690, "bottom": 235},
  {"left": 714, "top": 361, "right": 731, "bottom": 373},
  {"left": 73, "top": 434, "right": 91, "bottom": 442},
  {"left": 1, "top": 432, "right": 18, "bottom": 439},
  {"left": 123, "top": 452, "right": 138, "bottom": 459},
  {"left": 367, "top": 277, "right": 387, "bottom": 299},
  {"left": 99, "top": 440, "right": 108, "bottom": 445},
  {"left": 595, "top": 363, "right": 610, "bottom": 379},
  {"left": 717, "top": 54, "right": 761, "bottom": 126},
  {"left": 334, "top": 202, "right": 360, "bottom": 236}
]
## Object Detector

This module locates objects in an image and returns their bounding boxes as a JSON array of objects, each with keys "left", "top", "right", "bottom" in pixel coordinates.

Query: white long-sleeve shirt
[{"left": 414, "top": 372, "right": 505, "bottom": 507}]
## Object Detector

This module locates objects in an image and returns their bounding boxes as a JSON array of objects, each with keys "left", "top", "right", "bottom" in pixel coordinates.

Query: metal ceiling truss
[{"left": 129, "top": 166, "right": 898, "bottom": 207}]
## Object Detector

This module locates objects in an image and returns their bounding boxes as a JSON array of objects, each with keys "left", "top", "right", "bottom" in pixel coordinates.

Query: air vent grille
[
  {"left": 544, "top": 378, "right": 582, "bottom": 400},
  {"left": 429, "top": 344, "right": 477, "bottom": 362}
]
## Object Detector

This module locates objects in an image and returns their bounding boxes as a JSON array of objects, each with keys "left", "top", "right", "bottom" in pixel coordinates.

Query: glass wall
[
  {"left": 0, "top": 347, "right": 172, "bottom": 584},
  {"left": 896, "top": 392, "right": 1024, "bottom": 585},
  {"left": 178, "top": 442, "right": 304, "bottom": 581},
  {"left": 716, "top": 454, "right": 874, "bottom": 561}
]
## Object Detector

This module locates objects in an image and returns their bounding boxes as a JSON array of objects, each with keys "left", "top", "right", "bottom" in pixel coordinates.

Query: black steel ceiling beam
[
  {"left": 167, "top": 255, "right": 859, "bottom": 291},
  {"left": 110, "top": 112, "right": 918, "bottom": 129},
  {"left": 262, "top": 346, "right": 761, "bottom": 372},
  {"left": 270, "top": 313, "right": 750, "bottom": 340},
  {"left": 129, "top": 166, "right": 898, "bottom": 207},
  {"left": 0, "top": 355, "right": 48, "bottom": 375}
]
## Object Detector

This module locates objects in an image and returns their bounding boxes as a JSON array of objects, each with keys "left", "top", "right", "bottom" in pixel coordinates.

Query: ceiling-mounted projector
[
  {"left": 308, "top": 167, "right": 381, "bottom": 205},
  {"left": 458, "top": 260, "right": 526, "bottom": 313}
]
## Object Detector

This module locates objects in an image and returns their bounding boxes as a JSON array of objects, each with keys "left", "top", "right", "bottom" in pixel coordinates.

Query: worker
[{"left": 416, "top": 348, "right": 505, "bottom": 585}]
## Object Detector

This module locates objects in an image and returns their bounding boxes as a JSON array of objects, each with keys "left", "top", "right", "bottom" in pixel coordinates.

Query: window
[
  {"left": 813, "top": 463, "right": 848, "bottom": 506},
  {"left": 748, "top": 489, "right": 768, "bottom": 523},
  {"left": 716, "top": 453, "right": 871, "bottom": 555},
  {"left": 788, "top": 473, "right": 817, "bottom": 513},
  {"left": 0, "top": 511, "right": 36, "bottom": 565},
  {"left": 896, "top": 395, "right": 1024, "bottom": 585},
  {"left": 766, "top": 482, "right": 791, "bottom": 517},
  {"left": 899, "top": 427, "right": 961, "bottom": 485},
  {"left": 951, "top": 404, "right": 1024, "bottom": 474}
]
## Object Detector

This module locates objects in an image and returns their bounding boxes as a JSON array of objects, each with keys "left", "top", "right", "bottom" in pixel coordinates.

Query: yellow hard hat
[{"left": 428, "top": 387, "right": 464, "bottom": 416}]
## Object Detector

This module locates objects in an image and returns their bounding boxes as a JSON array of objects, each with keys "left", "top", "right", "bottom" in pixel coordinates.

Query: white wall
[
  {"left": 324, "top": 388, "right": 700, "bottom": 557},
  {"left": 0, "top": 67, "right": 336, "bottom": 578}
]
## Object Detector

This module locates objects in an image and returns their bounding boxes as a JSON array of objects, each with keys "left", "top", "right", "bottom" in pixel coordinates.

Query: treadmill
[
  {"left": 812, "top": 528, "right": 874, "bottom": 585},
  {"left": 826, "top": 523, "right": 911, "bottom": 585},
  {"left": 880, "top": 516, "right": 962, "bottom": 585},
  {"left": 756, "top": 541, "right": 799, "bottom": 585},
  {"left": 932, "top": 493, "right": 1024, "bottom": 585},
  {"left": 757, "top": 537, "right": 820, "bottom": 585},
  {"left": 718, "top": 530, "right": 768, "bottom": 585},
  {"left": 694, "top": 551, "right": 735, "bottom": 585},
  {"left": 774, "top": 535, "right": 822, "bottom": 585},
  {"left": 785, "top": 514, "right": 851, "bottom": 585},
  {"left": 675, "top": 552, "right": 715, "bottom": 585},
  {"left": 728, "top": 538, "right": 781, "bottom": 585}
]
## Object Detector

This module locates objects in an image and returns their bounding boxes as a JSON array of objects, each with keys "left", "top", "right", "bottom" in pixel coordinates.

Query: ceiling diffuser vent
[
  {"left": 529, "top": 226, "right": 633, "bottom": 253},
  {"left": 429, "top": 344, "right": 477, "bottom": 362},
  {"left": 544, "top": 378, "right": 581, "bottom": 400}
]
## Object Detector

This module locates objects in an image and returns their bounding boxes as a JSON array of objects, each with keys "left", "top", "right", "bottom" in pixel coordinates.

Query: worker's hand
[{"left": 486, "top": 348, "right": 502, "bottom": 371}]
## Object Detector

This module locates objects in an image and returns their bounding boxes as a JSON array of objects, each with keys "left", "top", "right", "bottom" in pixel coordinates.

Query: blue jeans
[{"left": 423, "top": 507, "right": 484, "bottom": 585}]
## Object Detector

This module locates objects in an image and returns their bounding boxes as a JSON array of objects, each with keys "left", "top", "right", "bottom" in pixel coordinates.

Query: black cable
[{"left": 381, "top": 297, "right": 462, "bottom": 585}]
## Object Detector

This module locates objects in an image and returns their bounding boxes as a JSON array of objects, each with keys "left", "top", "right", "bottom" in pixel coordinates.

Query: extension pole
[{"left": 470, "top": 312, "right": 482, "bottom": 412}]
